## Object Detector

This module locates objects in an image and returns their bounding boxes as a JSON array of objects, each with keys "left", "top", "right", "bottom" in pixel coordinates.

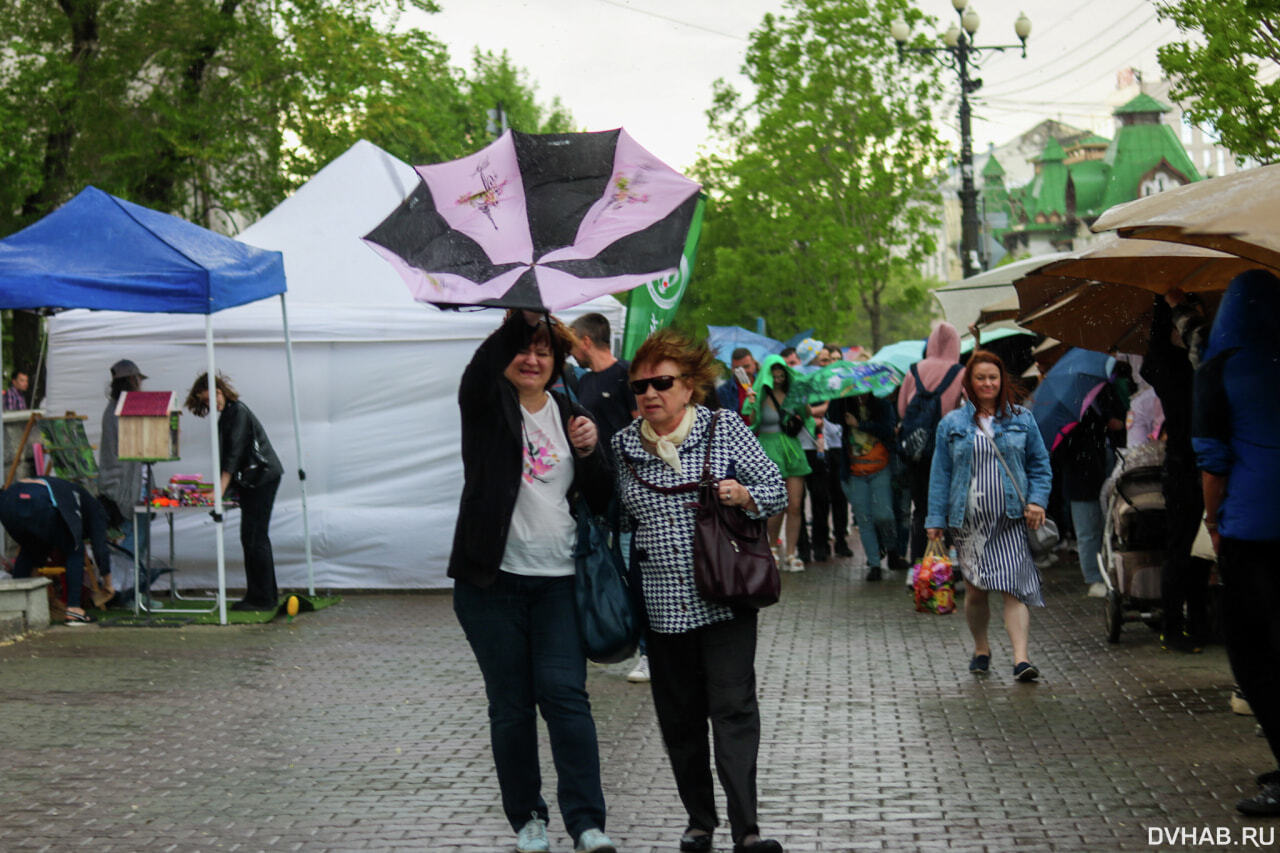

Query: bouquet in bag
[{"left": 913, "top": 539, "right": 956, "bottom": 615}]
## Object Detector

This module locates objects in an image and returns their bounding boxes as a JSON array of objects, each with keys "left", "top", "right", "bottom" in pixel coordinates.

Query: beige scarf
[{"left": 640, "top": 404, "right": 696, "bottom": 472}]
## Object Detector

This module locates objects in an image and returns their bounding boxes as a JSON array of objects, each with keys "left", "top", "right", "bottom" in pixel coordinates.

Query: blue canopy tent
[{"left": 0, "top": 186, "right": 313, "bottom": 623}]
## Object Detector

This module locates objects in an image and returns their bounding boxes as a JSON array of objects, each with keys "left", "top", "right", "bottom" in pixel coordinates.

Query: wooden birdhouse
[{"left": 116, "top": 391, "right": 181, "bottom": 461}]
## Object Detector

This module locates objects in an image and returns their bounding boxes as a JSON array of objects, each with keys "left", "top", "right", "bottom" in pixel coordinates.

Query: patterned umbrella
[
  {"left": 363, "top": 129, "right": 701, "bottom": 312},
  {"left": 792, "top": 361, "right": 900, "bottom": 403}
]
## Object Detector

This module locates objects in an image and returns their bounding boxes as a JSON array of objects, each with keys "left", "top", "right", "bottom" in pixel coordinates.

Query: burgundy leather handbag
[{"left": 690, "top": 412, "right": 780, "bottom": 609}]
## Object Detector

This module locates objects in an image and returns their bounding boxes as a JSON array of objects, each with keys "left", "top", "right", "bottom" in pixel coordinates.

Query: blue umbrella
[
  {"left": 870, "top": 339, "right": 927, "bottom": 377},
  {"left": 1028, "top": 348, "right": 1116, "bottom": 450},
  {"left": 706, "top": 325, "right": 784, "bottom": 368}
]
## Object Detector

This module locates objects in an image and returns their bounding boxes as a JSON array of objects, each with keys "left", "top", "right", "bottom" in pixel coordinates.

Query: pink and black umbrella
[{"left": 364, "top": 129, "right": 701, "bottom": 312}]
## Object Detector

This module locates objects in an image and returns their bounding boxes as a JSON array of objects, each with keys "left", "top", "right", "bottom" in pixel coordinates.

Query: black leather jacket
[{"left": 218, "top": 399, "right": 283, "bottom": 490}]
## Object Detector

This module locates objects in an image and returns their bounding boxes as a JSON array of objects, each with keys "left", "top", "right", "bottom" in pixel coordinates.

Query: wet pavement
[{"left": 1, "top": 552, "right": 1276, "bottom": 852}]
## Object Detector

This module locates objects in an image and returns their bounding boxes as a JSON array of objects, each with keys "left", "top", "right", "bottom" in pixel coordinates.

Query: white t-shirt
[{"left": 500, "top": 395, "right": 577, "bottom": 577}]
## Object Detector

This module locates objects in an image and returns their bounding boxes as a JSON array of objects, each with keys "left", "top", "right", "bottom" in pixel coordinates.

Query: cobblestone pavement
[{"left": 2, "top": 553, "right": 1277, "bottom": 853}]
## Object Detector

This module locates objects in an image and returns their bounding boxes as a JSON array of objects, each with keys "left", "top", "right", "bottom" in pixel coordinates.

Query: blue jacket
[
  {"left": 926, "top": 401, "right": 1052, "bottom": 530},
  {"left": 1193, "top": 269, "right": 1280, "bottom": 541}
]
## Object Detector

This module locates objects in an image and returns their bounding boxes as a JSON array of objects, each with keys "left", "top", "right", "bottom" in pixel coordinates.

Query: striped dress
[{"left": 956, "top": 425, "right": 1044, "bottom": 608}]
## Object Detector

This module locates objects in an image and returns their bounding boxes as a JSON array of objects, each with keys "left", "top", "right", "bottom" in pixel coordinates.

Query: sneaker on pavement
[
  {"left": 627, "top": 654, "right": 651, "bottom": 683},
  {"left": 516, "top": 816, "right": 549, "bottom": 853},
  {"left": 575, "top": 828, "right": 617, "bottom": 853},
  {"left": 1086, "top": 582, "right": 1107, "bottom": 598},
  {"left": 834, "top": 541, "right": 854, "bottom": 558},
  {"left": 1013, "top": 661, "right": 1040, "bottom": 682},
  {"left": 865, "top": 565, "right": 882, "bottom": 582},
  {"left": 1236, "top": 782, "right": 1280, "bottom": 817}
]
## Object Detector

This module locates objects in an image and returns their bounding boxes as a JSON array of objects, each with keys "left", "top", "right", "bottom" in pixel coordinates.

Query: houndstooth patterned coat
[{"left": 613, "top": 405, "right": 786, "bottom": 634}]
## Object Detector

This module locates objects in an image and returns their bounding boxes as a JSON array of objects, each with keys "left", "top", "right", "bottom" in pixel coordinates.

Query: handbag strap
[
  {"left": 976, "top": 419, "right": 1028, "bottom": 509},
  {"left": 621, "top": 409, "right": 717, "bottom": 495}
]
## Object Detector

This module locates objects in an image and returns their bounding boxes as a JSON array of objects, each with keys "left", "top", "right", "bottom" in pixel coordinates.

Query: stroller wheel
[{"left": 1105, "top": 589, "right": 1124, "bottom": 644}]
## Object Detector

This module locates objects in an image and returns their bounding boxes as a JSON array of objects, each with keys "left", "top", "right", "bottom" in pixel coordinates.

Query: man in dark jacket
[{"left": 0, "top": 476, "right": 112, "bottom": 624}]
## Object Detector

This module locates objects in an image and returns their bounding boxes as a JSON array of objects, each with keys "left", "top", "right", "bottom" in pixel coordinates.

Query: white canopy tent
[
  {"left": 45, "top": 141, "right": 625, "bottom": 590},
  {"left": 932, "top": 252, "right": 1071, "bottom": 332}
]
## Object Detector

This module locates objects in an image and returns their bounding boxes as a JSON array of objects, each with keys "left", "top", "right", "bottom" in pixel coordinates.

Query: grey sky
[{"left": 410, "top": 0, "right": 1180, "bottom": 174}]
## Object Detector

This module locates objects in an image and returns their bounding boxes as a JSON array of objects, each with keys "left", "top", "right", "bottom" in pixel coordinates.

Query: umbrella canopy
[
  {"left": 1027, "top": 348, "right": 1116, "bottom": 450},
  {"left": 364, "top": 128, "right": 701, "bottom": 312},
  {"left": 0, "top": 186, "right": 285, "bottom": 313},
  {"left": 932, "top": 252, "right": 1071, "bottom": 331},
  {"left": 1091, "top": 162, "right": 1280, "bottom": 270},
  {"left": 792, "top": 360, "right": 900, "bottom": 403},
  {"left": 1016, "top": 278, "right": 1156, "bottom": 355},
  {"left": 1028, "top": 233, "right": 1263, "bottom": 295},
  {"left": 869, "top": 339, "right": 926, "bottom": 377},
  {"left": 706, "top": 325, "right": 784, "bottom": 368}
]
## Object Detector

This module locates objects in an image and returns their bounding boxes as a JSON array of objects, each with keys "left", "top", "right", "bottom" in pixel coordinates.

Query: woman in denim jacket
[{"left": 926, "top": 352, "right": 1052, "bottom": 681}]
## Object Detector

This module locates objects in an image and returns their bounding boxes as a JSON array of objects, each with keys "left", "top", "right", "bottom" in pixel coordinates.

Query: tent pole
[
  {"left": 279, "top": 293, "right": 314, "bottom": 595},
  {"left": 206, "top": 316, "right": 228, "bottom": 625}
]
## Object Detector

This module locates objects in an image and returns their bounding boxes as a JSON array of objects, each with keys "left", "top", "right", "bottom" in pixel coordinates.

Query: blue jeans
[
  {"left": 453, "top": 572, "right": 607, "bottom": 839},
  {"left": 1070, "top": 499, "right": 1104, "bottom": 584},
  {"left": 842, "top": 467, "right": 898, "bottom": 567}
]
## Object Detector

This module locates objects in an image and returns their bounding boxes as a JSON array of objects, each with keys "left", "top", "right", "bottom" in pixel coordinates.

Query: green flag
[{"left": 620, "top": 195, "right": 705, "bottom": 359}]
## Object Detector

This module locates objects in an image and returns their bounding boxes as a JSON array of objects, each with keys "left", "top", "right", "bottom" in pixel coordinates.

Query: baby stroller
[{"left": 1100, "top": 442, "right": 1166, "bottom": 643}]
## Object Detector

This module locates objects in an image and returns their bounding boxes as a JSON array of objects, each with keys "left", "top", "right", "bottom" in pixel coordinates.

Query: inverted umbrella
[
  {"left": 792, "top": 361, "right": 900, "bottom": 403},
  {"left": 1091, "top": 162, "right": 1280, "bottom": 271},
  {"left": 707, "top": 325, "right": 784, "bottom": 369},
  {"left": 1027, "top": 348, "right": 1116, "bottom": 450},
  {"left": 364, "top": 129, "right": 701, "bottom": 311}
]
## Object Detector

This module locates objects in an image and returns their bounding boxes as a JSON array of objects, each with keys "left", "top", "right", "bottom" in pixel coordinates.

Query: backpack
[{"left": 897, "top": 362, "right": 963, "bottom": 464}]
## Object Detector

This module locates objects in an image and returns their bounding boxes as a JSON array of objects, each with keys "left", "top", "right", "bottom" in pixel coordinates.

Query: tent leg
[
  {"left": 206, "top": 317, "right": 228, "bottom": 626},
  {"left": 279, "top": 294, "right": 315, "bottom": 595}
]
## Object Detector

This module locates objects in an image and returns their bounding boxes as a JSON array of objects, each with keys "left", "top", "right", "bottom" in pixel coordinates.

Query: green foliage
[
  {"left": 1155, "top": 0, "right": 1280, "bottom": 164},
  {"left": 0, "top": 0, "right": 575, "bottom": 238},
  {"left": 681, "top": 0, "right": 948, "bottom": 351}
]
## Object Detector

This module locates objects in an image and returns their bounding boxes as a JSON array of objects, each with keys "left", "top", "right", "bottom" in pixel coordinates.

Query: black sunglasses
[{"left": 629, "top": 374, "right": 686, "bottom": 394}]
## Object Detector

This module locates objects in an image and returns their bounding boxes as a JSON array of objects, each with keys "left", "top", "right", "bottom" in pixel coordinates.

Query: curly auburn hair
[
  {"left": 505, "top": 310, "right": 579, "bottom": 390},
  {"left": 184, "top": 372, "right": 240, "bottom": 417},
  {"left": 630, "top": 328, "right": 719, "bottom": 405},
  {"left": 962, "top": 349, "right": 1019, "bottom": 420}
]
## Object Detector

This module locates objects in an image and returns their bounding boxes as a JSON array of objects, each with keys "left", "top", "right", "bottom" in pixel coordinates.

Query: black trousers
[
  {"left": 907, "top": 459, "right": 931, "bottom": 563},
  {"left": 1160, "top": 471, "right": 1211, "bottom": 638},
  {"left": 1218, "top": 538, "right": 1280, "bottom": 770},
  {"left": 0, "top": 484, "right": 85, "bottom": 608},
  {"left": 825, "top": 447, "right": 850, "bottom": 549},
  {"left": 237, "top": 477, "right": 279, "bottom": 606},
  {"left": 799, "top": 449, "right": 831, "bottom": 555},
  {"left": 646, "top": 613, "right": 761, "bottom": 844}
]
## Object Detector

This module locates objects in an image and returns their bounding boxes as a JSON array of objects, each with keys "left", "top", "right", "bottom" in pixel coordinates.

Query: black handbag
[
  {"left": 690, "top": 412, "right": 780, "bottom": 608},
  {"left": 572, "top": 496, "right": 638, "bottom": 664}
]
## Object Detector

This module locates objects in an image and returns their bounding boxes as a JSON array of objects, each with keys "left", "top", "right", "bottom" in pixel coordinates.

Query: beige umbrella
[
  {"left": 1092, "top": 163, "right": 1280, "bottom": 270},
  {"left": 1029, "top": 233, "right": 1265, "bottom": 294},
  {"left": 1015, "top": 280, "right": 1156, "bottom": 354}
]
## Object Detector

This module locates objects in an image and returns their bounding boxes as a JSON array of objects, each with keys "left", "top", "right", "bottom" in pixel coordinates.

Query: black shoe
[
  {"left": 968, "top": 653, "right": 990, "bottom": 674},
  {"left": 680, "top": 830, "right": 713, "bottom": 852},
  {"left": 1013, "top": 661, "right": 1040, "bottom": 682},
  {"left": 1258, "top": 769, "right": 1280, "bottom": 786},
  {"left": 812, "top": 548, "right": 830, "bottom": 562},
  {"left": 1237, "top": 781, "right": 1280, "bottom": 816},
  {"left": 834, "top": 541, "right": 854, "bottom": 558},
  {"left": 1160, "top": 632, "right": 1203, "bottom": 653},
  {"left": 230, "top": 599, "right": 279, "bottom": 612},
  {"left": 865, "top": 565, "right": 883, "bottom": 582},
  {"left": 797, "top": 548, "right": 812, "bottom": 563},
  {"left": 734, "top": 840, "right": 783, "bottom": 853},
  {"left": 887, "top": 552, "right": 909, "bottom": 571}
]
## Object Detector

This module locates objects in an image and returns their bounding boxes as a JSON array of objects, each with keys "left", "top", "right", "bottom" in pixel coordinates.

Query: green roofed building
[{"left": 998, "top": 93, "right": 1201, "bottom": 257}]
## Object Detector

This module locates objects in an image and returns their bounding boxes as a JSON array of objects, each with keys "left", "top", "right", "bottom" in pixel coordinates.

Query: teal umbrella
[
  {"left": 793, "top": 361, "right": 900, "bottom": 403},
  {"left": 870, "top": 340, "right": 926, "bottom": 377}
]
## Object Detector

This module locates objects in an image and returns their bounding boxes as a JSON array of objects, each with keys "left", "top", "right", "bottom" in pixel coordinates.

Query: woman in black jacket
[
  {"left": 185, "top": 372, "right": 283, "bottom": 612},
  {"left": 449, "top": 310, "right": 616, "bottom": 853}
]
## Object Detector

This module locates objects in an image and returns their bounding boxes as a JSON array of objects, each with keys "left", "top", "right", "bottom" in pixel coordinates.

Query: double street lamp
[{"left": 891, "top": 1, "right": 1031, "bottom": 279}]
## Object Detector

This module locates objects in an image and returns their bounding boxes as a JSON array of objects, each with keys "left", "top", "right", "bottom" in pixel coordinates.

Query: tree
[
  {"left": 685, "top": 0, "right": 948, "bottom": 351},
  {"left": 1156, "top": 0, "right": 1280, "bottom": 164},
  {"left": 0, "top": 1, "right": 573, "bottom": 377}
]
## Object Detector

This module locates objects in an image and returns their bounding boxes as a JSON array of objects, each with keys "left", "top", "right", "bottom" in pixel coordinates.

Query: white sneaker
[
  {"left": 516, "top": 816, "right": 549, "bottom": 853},
  {"left": 786, "top": 554, "right": 805, "bottom": 573},
  {"left": 627, "top": 654, "right": 650, "bottom": 683},
  {"left": 575, "top": 828, "right": 616, "bottom": 853},
  {"left": 1086, "top": 582, "right": 1107, "bottom": 598}
]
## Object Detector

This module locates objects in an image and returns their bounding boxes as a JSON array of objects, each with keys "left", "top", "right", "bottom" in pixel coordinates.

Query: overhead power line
[{"left": 592, "top": 0, "right": 748, "bottom": 41}]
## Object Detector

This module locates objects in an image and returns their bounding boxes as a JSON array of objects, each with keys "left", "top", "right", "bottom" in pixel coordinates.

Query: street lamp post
[{"left": 891, "top": 1, "right": 1031, "bottom": 280}]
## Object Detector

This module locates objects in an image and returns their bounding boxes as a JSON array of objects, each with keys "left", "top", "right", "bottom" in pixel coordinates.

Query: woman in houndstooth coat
[{"left": 612, "top": 329, "right": 787, "bottom": 853}]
